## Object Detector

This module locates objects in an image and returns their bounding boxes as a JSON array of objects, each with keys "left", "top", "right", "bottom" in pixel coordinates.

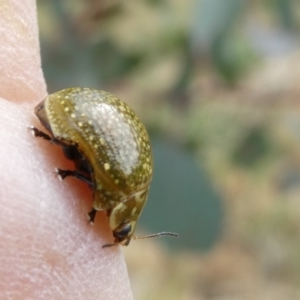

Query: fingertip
[{"left": 0, "top": 0, "right": 47, "bottom": 103}]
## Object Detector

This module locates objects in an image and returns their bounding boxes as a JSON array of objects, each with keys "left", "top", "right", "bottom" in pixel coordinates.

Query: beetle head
[{"left": 106, "top": 189, "right": 148, "bottom": 247}]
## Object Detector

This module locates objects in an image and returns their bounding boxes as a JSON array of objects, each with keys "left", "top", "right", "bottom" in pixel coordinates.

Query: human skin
[{"left": 0, "top": 1, "right": 133, "bottom": 299}]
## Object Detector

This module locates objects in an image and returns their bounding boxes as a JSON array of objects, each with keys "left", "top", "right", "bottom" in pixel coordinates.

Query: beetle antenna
[{"left": 133, "top": 231, "right": 179, "bottom": 240}]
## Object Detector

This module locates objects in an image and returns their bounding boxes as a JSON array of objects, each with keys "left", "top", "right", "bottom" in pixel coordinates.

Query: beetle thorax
[{"left": 109, "top": 189, "right": 149, "bottom": 234}]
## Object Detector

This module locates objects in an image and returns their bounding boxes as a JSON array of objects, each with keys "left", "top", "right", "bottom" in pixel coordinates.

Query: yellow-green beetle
[{"left": 30, "top": 88, "right": 177, "bottom": 247}]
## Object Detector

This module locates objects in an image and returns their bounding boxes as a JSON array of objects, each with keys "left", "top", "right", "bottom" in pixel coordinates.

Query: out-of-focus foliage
[
  {"left": 143, "top": 137, "right": 223, "bottom": 251},
  {"left": 190, "top": 0, "right": 252, "bottom": 83},
  {"left": 232, "top": 126, "right": 271, "bottom": 166},
  {"left": 38, "top": 0, "right": 300, "bottom": 299}
]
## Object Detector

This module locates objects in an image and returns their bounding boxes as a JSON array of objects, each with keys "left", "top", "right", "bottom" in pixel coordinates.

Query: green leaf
[{"left": 140, "top": 137, "right": 223, "bottom": 251}]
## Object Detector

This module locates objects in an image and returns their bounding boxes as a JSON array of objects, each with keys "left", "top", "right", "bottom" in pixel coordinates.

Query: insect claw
[
  {"left": 54, "top": 168, "right": 64, "bottom": 181},
  {"left": 27, "top": 126, "right": 37, "bottom": 137}
]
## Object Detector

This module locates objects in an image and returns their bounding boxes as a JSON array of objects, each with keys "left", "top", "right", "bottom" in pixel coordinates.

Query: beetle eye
[{"left": 114, "top": 223, "right": 132, "bottom": 239}]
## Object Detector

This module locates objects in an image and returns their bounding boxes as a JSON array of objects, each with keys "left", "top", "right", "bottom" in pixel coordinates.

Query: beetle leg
[
  {"left": 28, "top": 126, "right": 62, "bottom": 146},
  {"left": 54, "top": 168, "right": 93, "bottom": 188},
  {"left": 87, "top": 208, "right": 97, "bottom": 224},
  {"left": 28, "top": 126, "right": 52, "bottom": 141}
]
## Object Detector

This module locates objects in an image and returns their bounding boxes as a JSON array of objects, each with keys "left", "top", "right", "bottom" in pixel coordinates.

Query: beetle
[{"left": 30, "top": 88, "right": 177, "bottom": 247}]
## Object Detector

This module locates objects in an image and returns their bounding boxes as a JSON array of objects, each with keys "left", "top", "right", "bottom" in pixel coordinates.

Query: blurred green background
[{"left": 38, "top": 0, "right": 300, "bottom": 299}]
